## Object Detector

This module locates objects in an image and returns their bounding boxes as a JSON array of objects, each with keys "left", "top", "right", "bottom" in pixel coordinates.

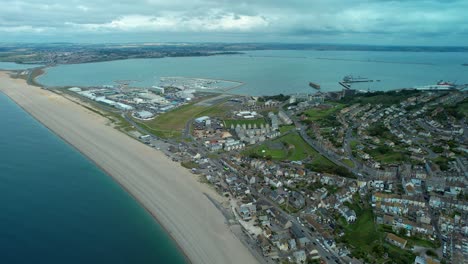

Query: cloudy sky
[{"left": 1, "top": 0, "right": 467, "bottom": 45}]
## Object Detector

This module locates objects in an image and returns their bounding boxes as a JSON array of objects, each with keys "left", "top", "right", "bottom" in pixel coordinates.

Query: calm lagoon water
[
  {"left": 0, "top": 94, "right": 186, "bottom": 264},
  {"left": 38, "top": 50, "right": 468, "bottom": 95}
]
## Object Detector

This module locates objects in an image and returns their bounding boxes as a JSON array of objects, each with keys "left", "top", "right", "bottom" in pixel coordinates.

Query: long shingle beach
[{"left": 0, "top": 71, "right": 258, "bottom": 264}]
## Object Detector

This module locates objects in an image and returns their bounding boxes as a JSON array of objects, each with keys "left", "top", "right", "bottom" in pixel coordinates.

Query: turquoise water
[
  {"left": 0, "top": 62, "right": 41, "bottom": 70},
  {"left": 0, "top": 93, "right": 186, "bottom": 264},
  {"left": 38, "top": 50, "right": 468, "bottom": 95}
]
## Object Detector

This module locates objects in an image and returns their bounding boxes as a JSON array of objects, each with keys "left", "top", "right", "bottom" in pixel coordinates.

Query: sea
[
  {"left": 0, "top": 92, "right": 186, "bottom": 262},
  {"left": 37, "top": 50, "right": 468, "bottom": 95}
]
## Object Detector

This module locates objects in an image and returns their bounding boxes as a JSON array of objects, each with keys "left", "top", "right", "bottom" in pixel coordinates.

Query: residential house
[{"left": 386, "top": 233, "right": 407, "bottom": 249}]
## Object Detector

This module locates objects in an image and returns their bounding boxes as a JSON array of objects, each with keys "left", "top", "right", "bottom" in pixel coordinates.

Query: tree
[
  {"left": 398, "top": 228, "right": 407, "bottom": 237},
  {"left": 372, "top": 243, "right": 385, "bottom": 258}
]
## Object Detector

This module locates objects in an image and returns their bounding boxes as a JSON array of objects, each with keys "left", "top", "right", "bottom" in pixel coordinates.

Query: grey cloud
[{"left": 0, "top": 0, "right": 467, "bottom": 45}]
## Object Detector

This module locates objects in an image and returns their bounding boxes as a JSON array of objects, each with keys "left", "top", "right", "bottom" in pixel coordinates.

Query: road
[{"left": 294, "top": 119, "right": 361, "bottom": 177}]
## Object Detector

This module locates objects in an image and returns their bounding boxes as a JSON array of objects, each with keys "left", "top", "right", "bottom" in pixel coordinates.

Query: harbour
[{"left": 37, "top": 50, "right": 468, "bottom": 95}]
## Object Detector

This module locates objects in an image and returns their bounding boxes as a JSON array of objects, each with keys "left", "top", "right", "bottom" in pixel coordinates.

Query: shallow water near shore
[{"left": 0, "top": 93, "right": 186, "bottom": 263}]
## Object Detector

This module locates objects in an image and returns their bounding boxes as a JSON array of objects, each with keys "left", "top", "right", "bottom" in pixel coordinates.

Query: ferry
[
  {"left": 415, "top": 81, "right": 457, "bottom": 91},
  {"left": 343, "top": 75, "right": 373, "bottom": 83}
]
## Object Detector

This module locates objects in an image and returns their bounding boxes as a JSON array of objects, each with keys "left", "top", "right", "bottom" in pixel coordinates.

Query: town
[{"left": 47, "top": 76, "right": 467, "bottom": 264}]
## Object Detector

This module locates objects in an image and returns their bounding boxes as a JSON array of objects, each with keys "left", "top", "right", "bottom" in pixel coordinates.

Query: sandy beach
[{"left": 0, "top": 71, "right": 258, "bottom": 264}]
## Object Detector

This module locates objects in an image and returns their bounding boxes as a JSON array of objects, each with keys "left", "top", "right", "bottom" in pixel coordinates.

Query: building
[
  {"left": 224, "top": 139, "right": 245, "bottom": 151},
  {"left": 268, "top": 112, "right": 280, "bottom": 130},
  {"left": 339, "top": 206, "right": 357, "bottom": 223},
  {"left": 160, "top": 105, "right": 176, "bottom": 112},
  {"left": 293, "top": 250, "right": 307, "bottom": 264},
  {"left": 278, "top": 111, "right": 293, "bottom": 125},
  {"left": 195, "top": 116, "right": 210, "bottom": 123},
  {"left": 150, "top": 86, "right": 165, "bottom": 94},
  {"left": 68, "top": 87, "right": 82, "bottom": 92},
  {"left": 115, "top": 102, "right": 134, "bottom": 111},
  {"left": 386, "top": 233, "right": 407, "bottom": 249},
  {"left": 238, "top": 203, "right": 256, "bottom": 221},
  {"left": 289, "top": 191, "right": 305, "bottom": 209},
  {"left": 135, "top": 110, "right": 154, "bottom": 119}
]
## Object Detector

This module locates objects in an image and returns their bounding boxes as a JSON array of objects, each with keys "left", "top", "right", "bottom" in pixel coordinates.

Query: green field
[
  {"left": 338, "top": 195, "right": 416, "bottom": 263},
  {"left": 304, "top": 104, "right": 345, "bottom": 120},
  {"left": 367, "top": 146, "right": 409, "bottom": 164},
  {"left": 245, "top": 132, "right": 334, "bottom": 162},
  {"left": 350, "top": 140, "right": 359, "bottom": 150},
  {"left": 342, "top": 159, "right": 355, "bottom": 168},
  {"left": 304, "top": 103, "right": 345, "bottom": 127},
  {"left": 134, "top": 102, "right": 227, "bottom": 138},
  {"left": 340, "top": 198, "right": 383, "bottom": 262},
  {"left": 224, "top": 118, "right": 267, "bottom": 128},
  {"left": 279, "top": 125, "right": 296, "bottom": 134}
]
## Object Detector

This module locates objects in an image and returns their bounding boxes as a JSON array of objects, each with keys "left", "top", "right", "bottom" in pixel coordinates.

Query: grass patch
[
  {"left": 342, "top": 159, "right": 355, "bottom": 168},
  {"left": 302, "top": 103, "right": 345, "bottom": 127},
  {"left": 384, "top": 244, "right": 416, "bottom": 264},
  {"left": 350, "top": 140, "right": 359, "bottom": 151},
  {"left": 432, "top": 156, "right": 454, "bottom": 171},
  {"left": 407, "top": 237, "right": 439, "bottom": 249},
  {"left": 244, "top": 132, "right": 327, "bottom": 161},
  {"left": 303, "top": 103, "right": 345, "bottom": 121},
  {"left": 135, "top": 101, "right": 227, "bottom": 138},
  {"left": 181, "top": 161, "right": 199, "bottom": 169},
  {"left": 341, "top": 207, "right": 383, "bottom": 252},
  {"left": 338, "top": 195, "right": 416, "bottom": 263},
  {"left": 368, "top": 149, "right": 408, "bottom": 164},
  {"left": 279, "top": 125, "right": 296, "bottom": 133}
]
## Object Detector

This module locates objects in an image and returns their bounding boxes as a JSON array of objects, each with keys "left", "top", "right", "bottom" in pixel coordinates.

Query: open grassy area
[
  {"left": 224, "top": 118, "right": 267, "bottom": 128},
  {"left": 279, "top": 125, "right": 296, "bottom": 134},
  {"left": 245, "top": 132, "right": 330, "bottom": 162},
  {"left": 350, "top": 140, "right": 359, "bottom": 151},
  {"left": 341, "top": 205, "right": 383, "bottom": 255},
  {"left": 342, "top": 159, "right": 355, "bottom": 168},
  {"left": 302, "top": 103, "right": 345, "bottom": 128},
  {"left": 135, "top": 101, "right": 227, "bottom": 138},
  {"left": 307, "top": 156, "right": 354, "bottom": 178},
  {"left": 338, "top": 195, "right": 416, "bottom": 263},
  {"left": 367, "top": 148, "right": 408, "bottom": 164}
]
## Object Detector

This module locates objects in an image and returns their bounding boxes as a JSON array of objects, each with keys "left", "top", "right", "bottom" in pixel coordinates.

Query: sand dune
[{"left": 0, "top": 71, "right": 258, "bottom": 264}]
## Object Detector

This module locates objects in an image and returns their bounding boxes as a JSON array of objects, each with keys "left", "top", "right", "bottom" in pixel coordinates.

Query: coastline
[
  {"left": 0, "top": 88, "right": 191, "bottom": 264},
  {"left": 0, "top": 71, "right": 258, "bottom": 264}
]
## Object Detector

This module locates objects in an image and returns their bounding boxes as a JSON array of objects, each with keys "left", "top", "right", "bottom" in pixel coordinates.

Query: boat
[
  {"left": 309, "top": 82, "right": 321, "bottom": 90},
  {"left": 343, "top": 75, "right": 373, "bottom": 83},
  {"left": 415, "top": 80, "right": 457, "bottom": 91}
]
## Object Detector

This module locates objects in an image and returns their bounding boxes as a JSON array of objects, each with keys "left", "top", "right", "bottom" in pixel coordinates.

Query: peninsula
[{"left": 0, "top": 71, "right": 258, "bottom": 264}]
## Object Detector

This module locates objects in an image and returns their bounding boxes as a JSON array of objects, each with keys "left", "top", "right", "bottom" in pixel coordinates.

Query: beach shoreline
[
  {"left": 0, "top": 71, "right": 258, "bottom": 264},
  {"left": 0, "top": 88, "right": 193, "bottom": 264}
]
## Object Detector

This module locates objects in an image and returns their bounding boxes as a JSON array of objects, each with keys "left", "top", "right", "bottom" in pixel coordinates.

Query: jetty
[{"left": 309, "top": 82, "right": 321, "bottom": 90}]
